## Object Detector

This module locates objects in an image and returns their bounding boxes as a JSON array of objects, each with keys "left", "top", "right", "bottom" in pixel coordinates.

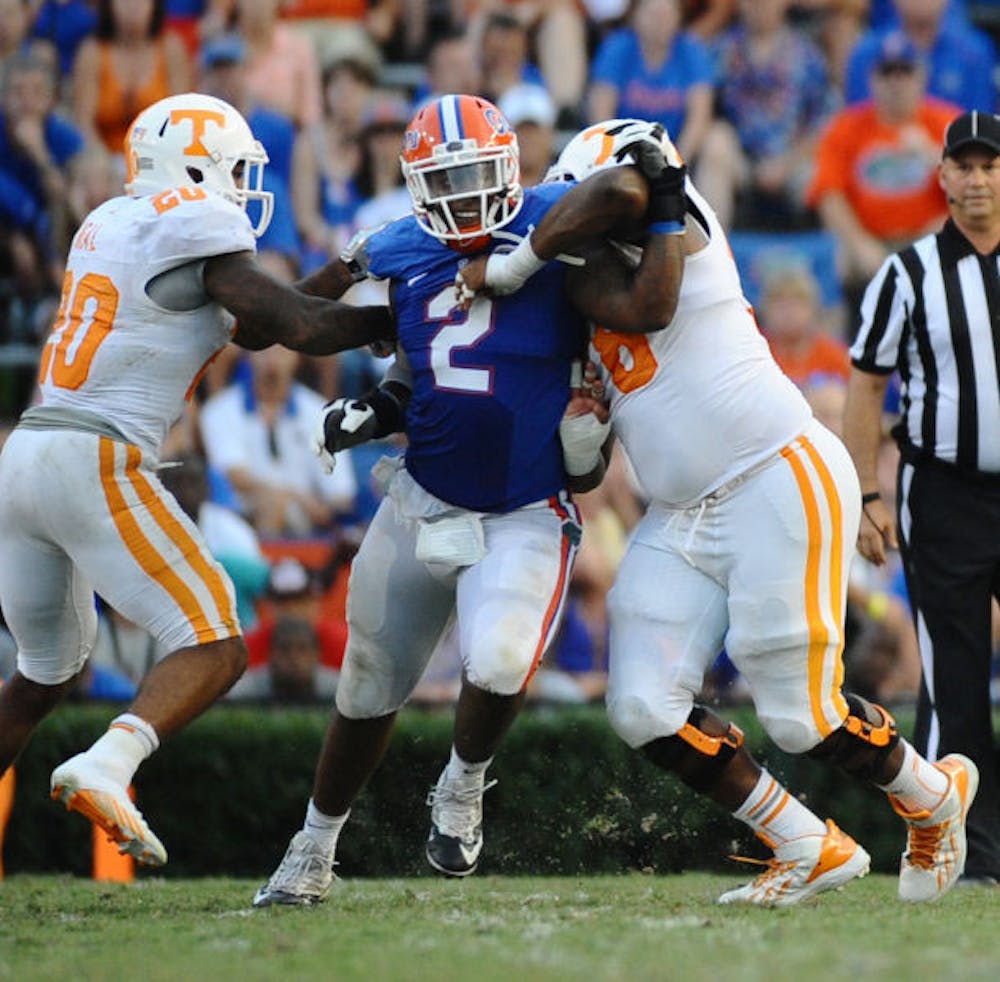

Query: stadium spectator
[
  {"left": 498, "top": 82, "right": 556, "bottom": 186},
  {"left": 230, "top": 615, "right": 337, "bottom": 704},
  {"left": 844, "top": 0, "right": 998, "bottom": 113},
  {"left": 696, "top": 0, "right": 837, "bottom": 230},
  {"left": 413, "top": 28, "right": 481, "bottom": 108},
  {"left": 234, "top": 556, "right": 347, "bottom": 702},
  {"left": 28, "top": 0, "right": 96, "bottom": 83},
  {"left": 71, "top": 0, "right": 191, "bottom": 158},
  {"left": 293, "top": 56, "right": 373, "bottom": 266},
  {"left": 476, "top": 9, "right": 544, "bottom": 108},
  {"left": 757, "top": 266, "right": 849, "bottom": 386},
  {"left": 807, "top": 32, "right": 957, "bottom": 323},
  {"left": 682, "top": 0, "right": 737, "bottom": 40},
  {"left": 587, "top": 0, "right": 714, "bottom": 163},
  {"left": 0, "top": 52, "right": 83, "bottom": 326},
  {"left": 279, "top": 0, "right": 398, "bottom": 71},
  {"left": 0, "top": 0, "right": 58, "bottom": 81},
  {"left": 199, "top": 344, "right": 358, "bottom": 538},
  {"left": 232, "top": 0, "right": 322, "bottom": 129}
]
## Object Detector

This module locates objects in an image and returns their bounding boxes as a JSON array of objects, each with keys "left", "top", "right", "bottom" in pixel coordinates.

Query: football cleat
[
  {"left": 718, "top": 819, "right": 870, "bottom": 907},
  {"left": 253, "top": 831, "right": 336, "bottom": 908},
  {"left": 51, "top": 754, "right": 167, "bottom": 867},
  {"left": 425, "top": 769, "right": 497, "bottom": 877},
  {"left": 891, "top": 753, "right": 979, "bottom": 903}
]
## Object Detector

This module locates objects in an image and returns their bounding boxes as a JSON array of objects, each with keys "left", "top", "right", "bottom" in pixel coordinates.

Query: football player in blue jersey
[{"left": 252, "top": 97, "right": 688, "bottom": 905}]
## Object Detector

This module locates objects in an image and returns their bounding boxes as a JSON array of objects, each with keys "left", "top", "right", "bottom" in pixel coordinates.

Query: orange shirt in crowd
[
  {"left": 245, "top": 616, "right": 347, "bottom": 671},
  {"left": 281, "top": 0, "right": 368, "bottom": 18},
  {"left": 807, "top": 99, "right": 959, "bottom": 241},
  {"left": 95, "top": 41, "right": 171, "bottom": 155},
  {"left": 768, "top": 333, "right": 850, "bottom": 387}
]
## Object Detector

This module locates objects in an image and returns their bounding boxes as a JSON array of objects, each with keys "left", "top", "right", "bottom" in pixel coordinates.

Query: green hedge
[{"left": 4, "top": 703, "right": 922, "bottom": 879}]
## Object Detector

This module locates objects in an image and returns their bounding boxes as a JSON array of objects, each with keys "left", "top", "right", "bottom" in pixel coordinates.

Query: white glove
[
  {"left": 559, "top": 410, "right": 611, "bottom": 477},
  {"left": 484, "top": 235, "right": 547, "bottom": 295},
  {"left": 312, "top": 398, "right": 377, "bottom": 475}
]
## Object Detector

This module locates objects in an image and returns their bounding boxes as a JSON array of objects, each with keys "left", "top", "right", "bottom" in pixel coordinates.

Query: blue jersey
[{"left": 364, "top": 183, "right": 586, "bottom": 513}]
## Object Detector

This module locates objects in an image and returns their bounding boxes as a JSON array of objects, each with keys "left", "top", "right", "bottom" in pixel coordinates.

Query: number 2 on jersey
[
  {"left": 38, "top": 271, "right": 119, "bottom": 390},
  {"left": 427, "top": 285, "right": 494, "bottom": 393}
]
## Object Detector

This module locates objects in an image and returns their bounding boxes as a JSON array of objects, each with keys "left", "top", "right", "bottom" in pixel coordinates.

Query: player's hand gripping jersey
[
  {"left": 359, "top": 182, "right": 586, "bottom": 512},
  {"left": 35, "top": 189, "right": 256, "bottom": 458}
]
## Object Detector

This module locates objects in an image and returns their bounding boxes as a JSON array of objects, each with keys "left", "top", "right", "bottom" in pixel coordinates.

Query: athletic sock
[
  {"left": 304, "top": 799, "right": 349, "bottom": 859},
  {"left": 84, "top": 714, "right": 159, "bottom": 788},
  {"left": 733, "top": 768, "right": 828, "bottom": 848},
  {"left": 444, "top": 747, "right": 492, "bottom": 791},
  {"left": 877, "top": 740, "right": 950, "bottom": 814}
]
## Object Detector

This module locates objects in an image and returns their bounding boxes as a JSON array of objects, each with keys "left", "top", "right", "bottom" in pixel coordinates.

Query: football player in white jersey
[
  {"left": 456, "top": 120, "right": 978, "bottom": 906},
  {"left": 0, "top": 93, "right": 393, "bottom": 867}
]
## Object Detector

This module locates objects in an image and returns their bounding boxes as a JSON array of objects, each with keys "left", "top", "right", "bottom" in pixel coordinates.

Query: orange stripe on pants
[
  {"left": 124, "top": 448, "right": 238, "bottom": 635},
  {"left": 780, "top": 440, "right": 847, "bottom": 738},
  {"left": 99, "top": 439, "right": 219, "bottom": 643}
]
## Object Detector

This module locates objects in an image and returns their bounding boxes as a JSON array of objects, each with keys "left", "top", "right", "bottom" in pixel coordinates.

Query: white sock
[
  {"left": 733, "top": 769, "right": 828, "bottom": 848},
  {"left": 444, "top": 748, "right": 492, "bottom": 790},
  {"left": 304, "top": 799, "right": 349, "bottom": 859},
  {"left": 84, "top": 714, "right": 158, "bottom": 788},
  {"left": 877, "top": 740, "right": 950, "bottom": 813}
]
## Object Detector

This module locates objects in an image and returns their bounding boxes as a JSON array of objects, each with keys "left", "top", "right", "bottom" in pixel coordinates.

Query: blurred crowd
[{"left": 2, "top": 0, "right": 1000, "bottom": 709}]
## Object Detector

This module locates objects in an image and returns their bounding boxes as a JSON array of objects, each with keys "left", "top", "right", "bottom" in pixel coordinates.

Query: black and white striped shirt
[{"left": 850, "top": 220, "right": 1000, "bottom": 474}]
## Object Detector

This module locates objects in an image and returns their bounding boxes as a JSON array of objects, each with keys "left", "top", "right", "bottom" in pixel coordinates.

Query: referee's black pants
[{"left": 900, "top": 459, "right": 1000, "bottom": 881}]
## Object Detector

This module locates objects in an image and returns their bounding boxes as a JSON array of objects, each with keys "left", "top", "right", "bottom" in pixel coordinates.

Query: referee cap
[{"left": 943, "top": 111, "right": 1000, "bottom": 158}]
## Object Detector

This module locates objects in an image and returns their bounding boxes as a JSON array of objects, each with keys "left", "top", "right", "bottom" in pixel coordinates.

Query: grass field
[{"left": 2, "top": 872, "right": 998, "bottom": 981}]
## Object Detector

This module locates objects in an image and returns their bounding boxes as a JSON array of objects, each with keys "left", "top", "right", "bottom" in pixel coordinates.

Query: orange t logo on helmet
[{"left": 169, "top": 108, "right": 226, "bottom": 156}]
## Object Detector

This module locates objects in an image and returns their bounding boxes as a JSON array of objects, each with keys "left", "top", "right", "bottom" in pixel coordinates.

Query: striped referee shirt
[{"left": 850, "top": 219, "right": 1000, "bottom": 474}]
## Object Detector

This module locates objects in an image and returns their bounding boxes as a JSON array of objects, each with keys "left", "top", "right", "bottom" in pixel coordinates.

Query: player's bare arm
[
  {"left": 565, "top": 234, "right": 684, "bottom": 333},
  {"left": 204, "top": 251, "right": 396, "bottom": 355},
  {"left": 294, "top": 256, "right": 358, "bottom": 301}
]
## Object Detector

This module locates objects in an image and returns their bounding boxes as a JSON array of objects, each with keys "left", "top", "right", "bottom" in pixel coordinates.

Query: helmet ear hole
[{"left": 186, "top": 166, "right": 205, "bottom": 184}]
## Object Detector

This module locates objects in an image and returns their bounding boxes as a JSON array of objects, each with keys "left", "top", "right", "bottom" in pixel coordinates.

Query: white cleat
[
  {"left": 253, "top": 832, "right": 336, "bottom": 908},
  {"left": 892, "top": 753, "right": 979, "bottom": 903},
  {"left": 50, "top": 754, "right": 167, "bottom": 867},
  {"left": 718, "top": 820, "right": 870, "bottom": 908}
]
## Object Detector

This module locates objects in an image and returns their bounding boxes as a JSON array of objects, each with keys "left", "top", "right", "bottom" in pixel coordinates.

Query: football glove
[
  {"left": 612, "top": 122, "right": 687, "bottom": 228},
  {"left": 312, "top": 398, "right": 379, "bottom": 475}
]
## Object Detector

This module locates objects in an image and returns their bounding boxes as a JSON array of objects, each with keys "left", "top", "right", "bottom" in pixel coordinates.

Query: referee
[{"left": 843, "top": 110, "right": 1000, "bottom": 886}]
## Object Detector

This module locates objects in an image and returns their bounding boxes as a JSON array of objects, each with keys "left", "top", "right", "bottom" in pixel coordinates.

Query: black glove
[{"left": 613, "top": 123, "right": 687, "bottom": 227}]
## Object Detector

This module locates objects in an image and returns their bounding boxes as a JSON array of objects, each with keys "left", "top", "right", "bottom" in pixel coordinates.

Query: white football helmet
[
  {"left": 545, "top": 119, "right": 683, "bottom": 184},
  {"left": 400, "top": 93, "right": 523, "bottom": 244},
  {"left": 125, "top": 92, "right": 273, "bottom": 236}
]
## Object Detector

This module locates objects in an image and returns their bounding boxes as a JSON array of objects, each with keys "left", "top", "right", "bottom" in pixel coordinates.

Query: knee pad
[
  {"left": 807, "top": 693, "right": 899, "bottom": 782},
  {"left": 641, "top": 706, "right": 745, "bottom": 794}
]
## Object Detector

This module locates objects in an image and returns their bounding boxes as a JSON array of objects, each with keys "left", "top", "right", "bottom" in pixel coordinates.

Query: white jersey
[
  {"left": 592, "top": 183, "right": 812, "bottom": 506},
  {"left": 36, "top": 189, "right": 256, "bottom": 458}
]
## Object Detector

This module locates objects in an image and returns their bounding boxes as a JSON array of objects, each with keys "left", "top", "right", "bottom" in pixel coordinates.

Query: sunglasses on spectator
[{"left": 876, "top": 61, "right": 918, "bottom": 76}]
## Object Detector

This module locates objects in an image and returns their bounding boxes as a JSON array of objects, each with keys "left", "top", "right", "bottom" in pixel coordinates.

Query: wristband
[
  {"left": 861, "top": 491, "right": 881, "bottom": 505},
  {"left": 649, "top": 220, "right": 685, "bottom": 235},
  {"left": 866, "top": 591, "right": 890, "bottom": 623},
  {"left": 484, "top": 235, "right": 546, "bottom": 295}
]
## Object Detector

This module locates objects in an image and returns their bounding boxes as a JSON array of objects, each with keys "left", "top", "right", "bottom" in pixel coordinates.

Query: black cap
[{"left": 943, "top": 111, "right": 1000, "bottom": 158}]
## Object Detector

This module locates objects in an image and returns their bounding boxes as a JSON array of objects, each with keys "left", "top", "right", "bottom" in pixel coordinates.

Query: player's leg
[
  {"left": 255, "top": 496, "right": 456, "bottom": 906},
  {"left": 48, "top": 436, "right": 246, "bottom": 866},
  {"left": 604, "top": 508, "right": 860, "bottom": 908},
  {"left": 730, "top": 422, "right": 972, "bottom": 903},
  {"left": 0, "top": 429, "right": 101, "bottom": 774},
  {"left": 423, "top": 497, "right": 580, "bottom": 877}
]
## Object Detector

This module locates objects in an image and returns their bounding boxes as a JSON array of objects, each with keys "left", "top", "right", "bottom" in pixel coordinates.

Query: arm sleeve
[{"left": 850, "top": 255, "right": 911, "bottom": 373}]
